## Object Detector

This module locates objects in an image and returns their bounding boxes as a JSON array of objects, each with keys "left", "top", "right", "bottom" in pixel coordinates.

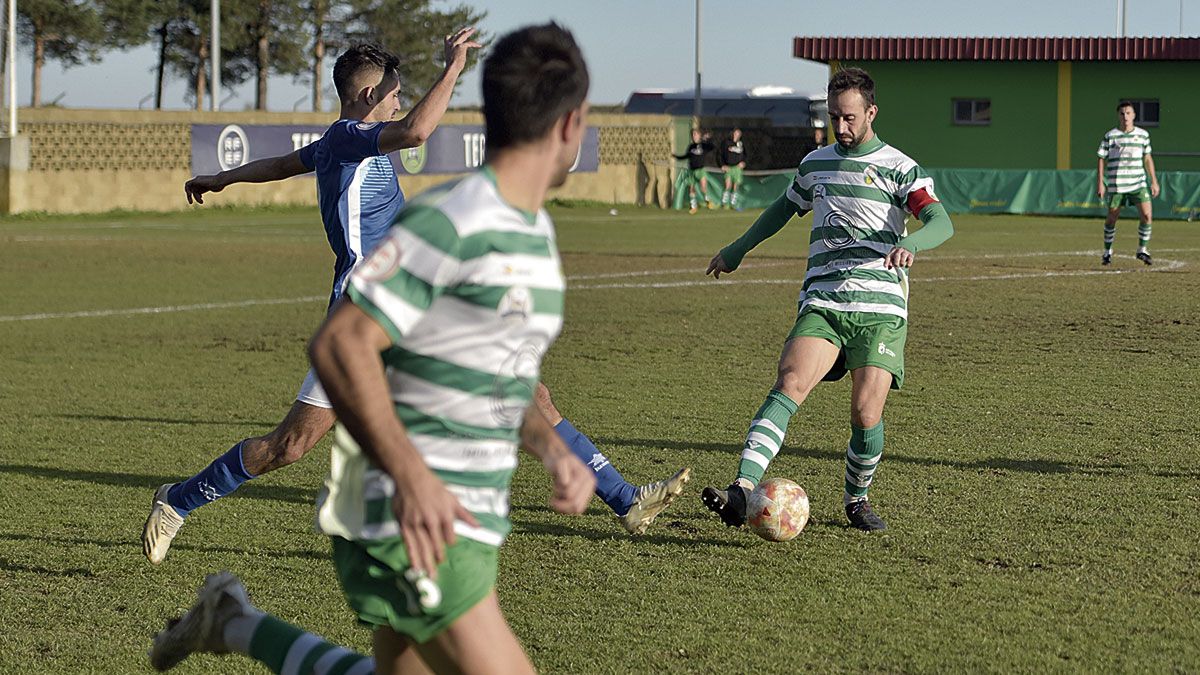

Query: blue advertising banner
[{"left": 190, "top": 123, "right": 600, "bottom": 177}]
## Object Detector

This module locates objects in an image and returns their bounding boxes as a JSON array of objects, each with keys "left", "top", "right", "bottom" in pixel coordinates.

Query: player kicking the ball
[
  {"left": 143, "top": 35, "right": 687, "bottom": 563},
  {"left": 700, "top": 67, "right": 953, "bottom": 532},
  {"left": 151, "top": 24, "right": 617, "bottom": 674}
]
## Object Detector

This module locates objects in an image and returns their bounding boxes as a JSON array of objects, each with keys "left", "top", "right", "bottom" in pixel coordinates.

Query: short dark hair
[
  {"left": 482, "top": 23, "right": 589, "bottom": 152},
  {"left": 333, "top": 44, "right": 399, "bottom": 103},
  {"left": 828, "top": 67, "right": 876, "bottom": 107},
  {"left": 1117, "top": 100, "right": 1135, "bottom": 111}
]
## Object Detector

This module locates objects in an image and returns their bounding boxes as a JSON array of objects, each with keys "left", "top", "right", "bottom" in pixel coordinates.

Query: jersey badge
[
  {"left": 358, "top": 237, "right": 402, "bottom": 282},
  {"left": 498, "top": 286, "right": 532, "bottom": 322}
]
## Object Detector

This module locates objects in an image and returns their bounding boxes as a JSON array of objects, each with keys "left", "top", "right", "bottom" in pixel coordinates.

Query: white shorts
[{"left": 297, "top": 368, "right": 333, "bottom": 409}]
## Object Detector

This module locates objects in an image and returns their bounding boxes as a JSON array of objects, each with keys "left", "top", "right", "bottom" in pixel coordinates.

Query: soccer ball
[{"left": 746, "top": 478, "right": 810, "bottom": 542}]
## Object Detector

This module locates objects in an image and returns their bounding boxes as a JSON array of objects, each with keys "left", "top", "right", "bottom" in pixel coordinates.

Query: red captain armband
[{"left": 906, "top": 187, "right": 938, "bottom": 216}]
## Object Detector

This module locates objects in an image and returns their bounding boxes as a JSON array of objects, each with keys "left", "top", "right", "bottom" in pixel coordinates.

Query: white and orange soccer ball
[{"left": 746, "top": 478, "right": 810, "bottom": 542}]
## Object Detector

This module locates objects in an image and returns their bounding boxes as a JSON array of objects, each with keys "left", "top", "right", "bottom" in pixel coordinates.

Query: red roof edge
[{"left": 793, "top": 36, "right": 1200, "bottom": 62}]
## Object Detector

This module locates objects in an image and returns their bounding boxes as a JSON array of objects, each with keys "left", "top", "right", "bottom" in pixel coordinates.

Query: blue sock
[
  {"left": 555, "top": 418, "right": 638, "bottom": 516},
  {"left": 166, "top": 440, "right": 255, "bottom": 517}
]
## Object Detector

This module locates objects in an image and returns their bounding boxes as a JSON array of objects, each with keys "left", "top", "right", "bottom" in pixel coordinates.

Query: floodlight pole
[
  {"left": 693, "top": 0, "right": 702, "bottom": 127},
  {"left": 1117, "top": 0, "right": 1127, "bottom": 36},
  {"left": 7, "top": 0, "right": 16, "bottom": 136},
  {"left": 211, "top": 0, "right": 221, "bottom": 111}
]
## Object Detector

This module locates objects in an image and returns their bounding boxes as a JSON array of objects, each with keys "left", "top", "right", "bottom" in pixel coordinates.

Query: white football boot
[
  {"left": 142, "top": 484, "right": 184, "bottom": 564},
  {"left": 620, "top": 467, "right": 691, "bottom": 535}
]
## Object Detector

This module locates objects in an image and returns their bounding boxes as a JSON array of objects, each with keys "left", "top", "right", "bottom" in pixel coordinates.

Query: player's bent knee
[
  {"left": 850, "top": 407, "right": 882, "bottom": 429},
  {"left": 774, "top": 370, "right": 816, "bottom": 404}
]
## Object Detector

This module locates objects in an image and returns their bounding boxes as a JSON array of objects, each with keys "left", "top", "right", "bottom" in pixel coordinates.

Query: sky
[{"left": 11, "top": 0, "right": 1199, "bottom": 111}]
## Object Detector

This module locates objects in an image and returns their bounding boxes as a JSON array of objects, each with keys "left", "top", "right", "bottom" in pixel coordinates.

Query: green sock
[
  {"left": 248, "top": 614, "right": 372, "bottom": 674},
  {"left": 1138, "top": 222, "right": 1152, "bottom": 248},
  {"left": 1103, "top": 223, "right": 1116, "bottom": 253},
  {"left": 844, "top": 422, "right": 884, "bottom": 503},
  {"left": 736, "top": 390, "right": 799, "bottom": 486}
]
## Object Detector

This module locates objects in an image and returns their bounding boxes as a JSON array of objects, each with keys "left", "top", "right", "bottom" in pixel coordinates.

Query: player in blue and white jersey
[
  {"left": 145, "top": 32, "right": 688, "bottom": 564},
  {"left": 142, "top": 33, "right": 481, "bottom": 563}
]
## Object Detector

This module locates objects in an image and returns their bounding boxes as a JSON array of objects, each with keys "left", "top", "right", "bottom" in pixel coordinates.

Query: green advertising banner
[
  {"left": 672, "top": 166, "right": 1200, "bottom": 220},
  {"left": 926, "top": 168, "right": 1200, "bottom": 221},
  {"left": 670, "top": 168, "right": 790, "bottom": 211}
]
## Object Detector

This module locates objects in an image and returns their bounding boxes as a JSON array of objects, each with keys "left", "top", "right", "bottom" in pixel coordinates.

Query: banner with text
[{"left": 191, "top": 123, "right": 601, "bottom": 177}]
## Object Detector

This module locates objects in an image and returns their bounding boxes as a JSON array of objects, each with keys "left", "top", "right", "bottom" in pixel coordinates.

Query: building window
[
  {"left": 952, "top": 99, "right": 991, "bottom": 126},
  {"left": 1123, "top": 99, "right": 1160, "bottom": 127}
]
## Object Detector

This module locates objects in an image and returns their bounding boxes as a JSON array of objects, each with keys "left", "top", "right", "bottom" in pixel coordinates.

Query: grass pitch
[{"left": 1, "top": 204, "right": 1198, "bottom": 673}]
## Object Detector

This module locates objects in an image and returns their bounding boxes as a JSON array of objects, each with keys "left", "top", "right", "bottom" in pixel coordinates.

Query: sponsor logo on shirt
[
  {"left": 358, "top": 237, "right": 402, "bottom": 282},
  {"left": 822, "top": 211, "right": 865, "bottom": 250},
  {"left": 498, "top": 286, "right": 532, "bottom": 322}
]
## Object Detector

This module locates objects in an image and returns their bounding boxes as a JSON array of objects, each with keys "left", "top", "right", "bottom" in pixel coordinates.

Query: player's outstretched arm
[
  {"left": 889, "top": 202, "right": 954, "bottom": 269},
  {"left": 310, "top": 300, "right": 478, "bottom": 579},
  {"left": 184, "top": 151, "right": 309, "bottom": 204},
  {"left": 519, "top": 405, "right": 594, "bottom": 515},
  {"left": 707, "top": 192, "right": 802, "bottom": 278},
  {"left": 378, "top": 28, "right": 482, "bottom": 153}
]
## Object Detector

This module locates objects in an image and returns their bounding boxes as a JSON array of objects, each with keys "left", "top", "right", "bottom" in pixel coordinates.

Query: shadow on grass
[
  {"left": 591, "top": 436, "right": 1080, "bottom": 475},
  {"left": 50, "top": 413, "right": 277, "bottom": 428},
  {"left": 509, "top": 504, "right": 749, "bottom": 549},
  {"left": 0, "top": 556, "right": 97, "bottom": 578},
  {"left": 0, "top": 531, "right": 327, "bottom": 562},
  {"left": 0, "top": 463, "right": 315, "bottom": 505}
]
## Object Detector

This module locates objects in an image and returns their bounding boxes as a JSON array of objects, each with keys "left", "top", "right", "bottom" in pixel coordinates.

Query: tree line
[{"left": 11, "top": 0, "right": 484, "bottom": 110}]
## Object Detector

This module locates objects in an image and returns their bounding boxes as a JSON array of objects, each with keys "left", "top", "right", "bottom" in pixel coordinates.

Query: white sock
[{"left": 224, "top": 611, "right": 266, "bottom": 654}]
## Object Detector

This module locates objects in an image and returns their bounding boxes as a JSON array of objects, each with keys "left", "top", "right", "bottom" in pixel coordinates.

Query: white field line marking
[
  {"left": 0, "top": 252, "right": 1188, "bottom": 322},
  {"left": 0, "top": 296, "right": 326, "bottom": 323},
  {"left": 572, "top": 253, "right": 1187, "bottom": 290},
  {"left": 567, "top": 260, "right": 792, "bottom": 281}
]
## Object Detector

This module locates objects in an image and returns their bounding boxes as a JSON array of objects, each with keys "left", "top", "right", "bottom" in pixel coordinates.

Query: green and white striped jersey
[
  {"left": 786, "top": 137, "right": 934, "bottom": 320},
  {"left": 315, "top": 167, "right": 565, "bottom": 548},
  {"left": 1097, "top": 127, "right": 1152, "bottom": 193}
]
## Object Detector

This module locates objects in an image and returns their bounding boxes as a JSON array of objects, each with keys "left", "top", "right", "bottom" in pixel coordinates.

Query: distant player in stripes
[
  {"left": 700, "top": 67, "right": 954, "bottom": 532},
  {"left": 150, "top": 24, "right": 603, "bottom": 674},
  {"left": 720, "top": 127, "right": 747, "bottom": 210},
  {"left": 1097, "top": 100, "right": 1159, "bottom": 266}
]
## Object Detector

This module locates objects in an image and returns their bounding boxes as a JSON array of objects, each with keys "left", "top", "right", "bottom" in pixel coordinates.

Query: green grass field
[{"left": 1, "top": 204, "right": 1198, "bottom": 673}]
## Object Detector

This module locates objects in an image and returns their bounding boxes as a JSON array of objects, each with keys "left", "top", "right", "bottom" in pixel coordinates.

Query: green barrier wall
[
  {"left": 671, "top": 168, "right": 791, "bottom": 211},
  {"left": 673, "top": 167, "right": 1200, "bottom": 220}
]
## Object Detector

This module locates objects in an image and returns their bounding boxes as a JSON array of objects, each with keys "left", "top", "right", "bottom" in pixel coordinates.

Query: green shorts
[
  {"left": 686, "top": 167, "right": 708, "bottom": 186},
  {"left": 787, "top": 305, "right": 907, "bottom": 389},
  {"left": 331, "top": 535, "right": 497, "bottom": 644},
  {"left": 1106, "top": 187, "right": 1151, "bottom": 210},
  {"left": 725, "top": 165, "right": 744, "bottom": 184}
]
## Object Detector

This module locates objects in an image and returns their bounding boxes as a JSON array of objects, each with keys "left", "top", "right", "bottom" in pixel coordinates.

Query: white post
[
  {"left": 7, "top": 0, "right": 16, "bottom": 136},
  {"left": 211, "top": 0, "right": 221, "bottom": 111},
  {"left": 693, "top": 0, "right": 702, "bottom": 123}
]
